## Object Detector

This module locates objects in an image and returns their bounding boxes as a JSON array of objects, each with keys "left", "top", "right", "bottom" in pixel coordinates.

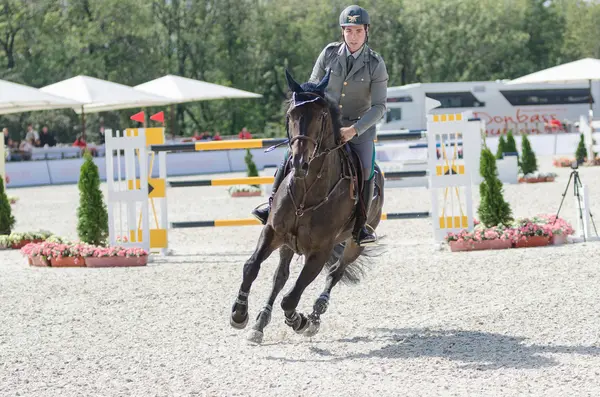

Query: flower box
[
  {"left": 514, "top": 235, "right": 550, "bottom": 248},
  {"left": 449, "top": 239, "right": 512, "bottom": 252},
  {"left": 85, "top": 256, "right": 148, "bottom": 268},
  {"left": 50, "top": 256, "right": 86, "bottom": 267},
  {"left": 551, "top": 234, "right": 568, "bottom": 245},
  {"left": 30, "top": 256, "right": 49, "bottom": 267}
]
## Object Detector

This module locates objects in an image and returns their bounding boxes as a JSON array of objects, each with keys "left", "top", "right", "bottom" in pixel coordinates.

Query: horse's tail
[{"left": 324, "top": 235, "right": 387, "bottom": 285}]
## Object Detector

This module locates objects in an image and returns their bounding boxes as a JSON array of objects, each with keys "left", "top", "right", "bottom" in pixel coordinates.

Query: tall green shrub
[
  {"left": 576, "top": 133, "right": 587, "bottom": 165},
  {"left": 505, "top": 130, "right": 518, "bottom": 155},
  {"left": 496, "top": 135, "right": 507, "bottom": 159},
  {"left": 0, "top": 177, "right": 15, "bottom": 235},
  {"left": 77, "top": 151, "right": 108, "bottom": 245},
  {"left": 519, "top": 133, "right": 538, "bottom": 175},
  {"left": 245, "top": 149, "right": 260, "bottom": 188},
  {"left": 477, "top": 147, "right": 513, "bottom": 227}
]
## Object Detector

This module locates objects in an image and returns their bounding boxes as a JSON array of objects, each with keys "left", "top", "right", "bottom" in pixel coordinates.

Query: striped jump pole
[
  {"left": 167, "top": 171, "right": 428, "bottom": 188},
  {"left": 149, "top": 131, "right": 426, "bottom": 153},
  {"left": 171, "top": 212, "right": 431, "bottom": 229}
]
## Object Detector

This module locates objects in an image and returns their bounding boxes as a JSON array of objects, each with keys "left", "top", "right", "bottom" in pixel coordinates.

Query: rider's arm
[
  {"left": 309, "top": 46, "right": 328, "bottom": 84},
  {"left": 353, "top": 59, "right": 388, "bottom": 136}
]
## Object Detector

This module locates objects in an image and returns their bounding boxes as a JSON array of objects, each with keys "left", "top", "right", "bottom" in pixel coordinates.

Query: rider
[{"left": 251, "top": 5, "right": 388, "bottom": 246}]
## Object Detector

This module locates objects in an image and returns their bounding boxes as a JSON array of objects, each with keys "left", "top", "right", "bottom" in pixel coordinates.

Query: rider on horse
[{"left": 251, "top": 5, "right": 389, "bottom": 246}]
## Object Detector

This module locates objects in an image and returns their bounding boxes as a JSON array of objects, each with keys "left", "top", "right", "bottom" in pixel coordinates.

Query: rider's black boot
[
  {"left": 353, "top": 177, "right": 376, "bottom": 246},
  {"left": 251, "top": 158, "right": 288, "bottom": 225}
]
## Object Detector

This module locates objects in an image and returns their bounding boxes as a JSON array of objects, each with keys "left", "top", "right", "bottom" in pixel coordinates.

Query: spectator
[
  {"left": 238, "top": 127, "right": 252, "bottom": 139},
  {"left": 213, "top": 131, "right": 223, "bottom": 141},
  {"left": 73, "top": 134, "right": 87, "bottom": 149},
  {"left": 2, "top": 127, "right": 11, "bottom": 147},
  {"left": 25, "top": 124, "right": 39, "bottom": 143},
  {"left": 39, "top": 126, "right": 56, "bottom": 147}
]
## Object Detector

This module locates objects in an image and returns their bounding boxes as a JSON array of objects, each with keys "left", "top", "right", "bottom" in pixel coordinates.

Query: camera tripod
[{"left": 554, "top": 165, "right": 598, "bottom": 242}]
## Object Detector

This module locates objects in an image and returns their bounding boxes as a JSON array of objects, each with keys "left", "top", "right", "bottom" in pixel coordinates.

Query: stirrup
[{"left": 357, "top": 224, "right": 377, "bottom": 246}]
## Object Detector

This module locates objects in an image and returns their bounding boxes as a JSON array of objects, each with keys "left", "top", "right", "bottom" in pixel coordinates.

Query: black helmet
[{"left": 339, "top": 5, "right": 370, "bottom": 27}]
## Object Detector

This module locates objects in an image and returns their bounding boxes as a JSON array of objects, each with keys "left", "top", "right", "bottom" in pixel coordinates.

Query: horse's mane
[{"left": 284, "top": 80, "right": 343, "bottom": 145}]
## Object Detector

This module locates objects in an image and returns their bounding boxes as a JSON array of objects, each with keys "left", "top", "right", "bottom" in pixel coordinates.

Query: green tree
[
  {"left": 76, "top": 151, "right": 108, "bottom": 245},
  {"left": 0, "top": 177, "right": 15, "bottom": 235},
  {"left": 505, "top": 130, "right": 518, "bottom": 157},
  {"left": 519, "top": 133, "right": 538, "bottom": 174},
  {"left": 576, "top": 133, "right": 587, "bottom": 164},
  {"left": 245, "top": 149, "right": 260, "bottom": 188},
  {"left": 496, "top": 135, "right": 507, "bottom": 159},
  {"left": 478, "top": 147, "right": 513, "bottom": 227}
]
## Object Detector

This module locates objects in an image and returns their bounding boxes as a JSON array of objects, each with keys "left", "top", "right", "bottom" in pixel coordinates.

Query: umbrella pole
[
  {"left": 81, "top": 106, "right": 86, "bottom": 142},
  {"left": 170, "top": 104, "right": 175, "bottom": 138},
  {"left": 589, "top": 79, "right": 594, "bottom": 162}
]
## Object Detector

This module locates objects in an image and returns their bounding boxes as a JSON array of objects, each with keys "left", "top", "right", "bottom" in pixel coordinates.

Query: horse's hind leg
[
  {"left": 247, "top": 246, "right": 294, "bottom": 344},
  {"left": 281, "top": 248, "right": 332, "bottom": 334},
  {"left": 231, "top": 226, "right": 280, "bottom": 330},
  {"left": 304, "top": 241, "right": 364, "bottom": 337}
]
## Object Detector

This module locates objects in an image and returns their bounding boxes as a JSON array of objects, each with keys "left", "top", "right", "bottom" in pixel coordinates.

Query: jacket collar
[{"left": 338, "top": 43, "right": 368, "bottom": 80}]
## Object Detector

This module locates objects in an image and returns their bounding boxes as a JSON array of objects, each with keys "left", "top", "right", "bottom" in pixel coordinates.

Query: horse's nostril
[{"left": 301, "top": 162, "right": 309, "bottom": 172}]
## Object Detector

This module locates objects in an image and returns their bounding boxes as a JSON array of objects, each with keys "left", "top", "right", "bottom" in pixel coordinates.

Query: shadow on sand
[{"left": 265, "top": 327, "right": 600, "bottom": 370}]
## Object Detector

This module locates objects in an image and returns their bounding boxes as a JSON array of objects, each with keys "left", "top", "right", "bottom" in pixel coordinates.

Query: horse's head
[{"left": 284, "top": 69, "right": 341, "bottom": 179}]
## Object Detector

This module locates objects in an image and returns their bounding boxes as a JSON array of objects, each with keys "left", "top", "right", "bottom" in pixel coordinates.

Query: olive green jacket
[{"left": 309, "top": 42, "right": 388, "bottom": 144}]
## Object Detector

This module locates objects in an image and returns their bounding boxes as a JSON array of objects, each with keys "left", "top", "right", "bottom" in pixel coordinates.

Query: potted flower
[
  {"left": 21, "top": 241, "right": 50, "bottom": 267},
  {"left": 9, "top": 232, "right": 32, "bottom": 249},
  {"left": 47, "top": 242, "right": 88, "bottom": 267},
  {"left": 446, "top": 225, "right": 513, "bottom": 252},
  {"left": 85, "top": 246, "right": 149, "bottom": 268},
  {"left": 511, "top": 219, "right": 551, "bottom": 248},
  {"left": 0, "top": 235, "right": 10, "bottom": 250},
  {"left": 535, "top": 214, "right": 574, "bottom": 245},
  {"left": 228, "top": 185, "right": 262, "bottom": 197}
]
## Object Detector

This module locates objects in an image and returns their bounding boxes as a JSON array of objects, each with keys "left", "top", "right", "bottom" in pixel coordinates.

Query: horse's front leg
[
  {"left": 230, "top": 226, "right": 280, "bottom": 329},
  {"left": 281, "top": 248, "right": 333, "bottom": 334},
  {"left": 247, "top": 246, "right": 294, "bottom": 344},
  {"left": 304, "top": 240, "right": 363, "bottom": 337}
]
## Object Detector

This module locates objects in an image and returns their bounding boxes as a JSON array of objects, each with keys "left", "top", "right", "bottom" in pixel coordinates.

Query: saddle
[{"left": 341, "top": 144, "right": 382, "bottom": 204}]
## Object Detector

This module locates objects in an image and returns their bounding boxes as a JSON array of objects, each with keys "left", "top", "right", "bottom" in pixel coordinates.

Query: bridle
[
  {"left": 286, "top": 91, "right": 345, "bottom": 164},
  {"left": 284, "top": 91, "right": 352, "bottom": 219}
]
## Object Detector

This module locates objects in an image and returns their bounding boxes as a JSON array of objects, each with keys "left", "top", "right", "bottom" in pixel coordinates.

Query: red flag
[
  {"left": 150, "top": 111, "right": 165, "bottom": 123},
  {"left": 130, "top": 111, "right": 145, "bottom": 123}
]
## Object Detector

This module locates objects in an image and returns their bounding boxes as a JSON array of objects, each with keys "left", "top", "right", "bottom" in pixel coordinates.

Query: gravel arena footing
[{"left": 2, "top": 156, "right": 600, "bottom": 396}]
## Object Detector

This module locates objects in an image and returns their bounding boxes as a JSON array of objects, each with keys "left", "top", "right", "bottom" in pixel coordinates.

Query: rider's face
[{"left": 342, "top": 25, "right": 366, "bottom": 53}]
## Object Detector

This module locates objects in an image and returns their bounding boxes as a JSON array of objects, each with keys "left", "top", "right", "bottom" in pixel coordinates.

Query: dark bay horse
[{"left": 230, "top": 69, "right": 385, "bottom": 344}]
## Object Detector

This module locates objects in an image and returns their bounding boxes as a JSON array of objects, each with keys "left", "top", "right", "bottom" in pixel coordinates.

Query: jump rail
[
  {"left": 149, "top": 131, "right": 426, "bottom": 153},
  {"left": 170, "top": 212, "right": 431, "bottom": 229},
  {"left": 167, "top": 171, "right": 428, "bottom": 188}
]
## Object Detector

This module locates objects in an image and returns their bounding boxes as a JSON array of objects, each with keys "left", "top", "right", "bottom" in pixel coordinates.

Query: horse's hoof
[
  {"left": 246, "top": 329, "right": 264, "bottom": 344},
  {"left": 294, "top": 314, "right": 310, "bottom": 334},
  {"left": 230, "top": 312, "right": 248, "bottom": 329},
  {"left": 303, "top": 320, "right": 320, "bottom": 337}
]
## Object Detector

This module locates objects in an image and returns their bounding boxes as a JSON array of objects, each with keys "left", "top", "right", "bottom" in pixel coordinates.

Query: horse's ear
[
  {"left": 315, "top": 69, "right": 331, "bottom": 93},
  {"left": 285, "top": 69, "right": 303, "bottom": 93}
]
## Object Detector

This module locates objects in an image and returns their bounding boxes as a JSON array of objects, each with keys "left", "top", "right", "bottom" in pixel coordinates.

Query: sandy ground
[{"left": 2, "top": 155, "right": 600, "bottom": 396}]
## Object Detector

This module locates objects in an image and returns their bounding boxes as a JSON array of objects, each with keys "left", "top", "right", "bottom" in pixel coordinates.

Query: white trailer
[{"left": 377, "top": 80, "right": 599, "bottom": 136}]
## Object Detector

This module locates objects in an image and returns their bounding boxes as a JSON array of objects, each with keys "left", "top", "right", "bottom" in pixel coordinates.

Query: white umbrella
[
  {"left": 131, "top": 74, "right": 262, "bottom": 135},
  {"left": 0, "top": 79, "right": 83, "bottom": 115},
  {"left": 40, "top": 75, "right": 171, "bottom": 114},
  {"left": 132, "top": 74, "right": 262, "bottom": 103},
  {"left": 40, "top": 75, "right": 171, "bottom": 138}
]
